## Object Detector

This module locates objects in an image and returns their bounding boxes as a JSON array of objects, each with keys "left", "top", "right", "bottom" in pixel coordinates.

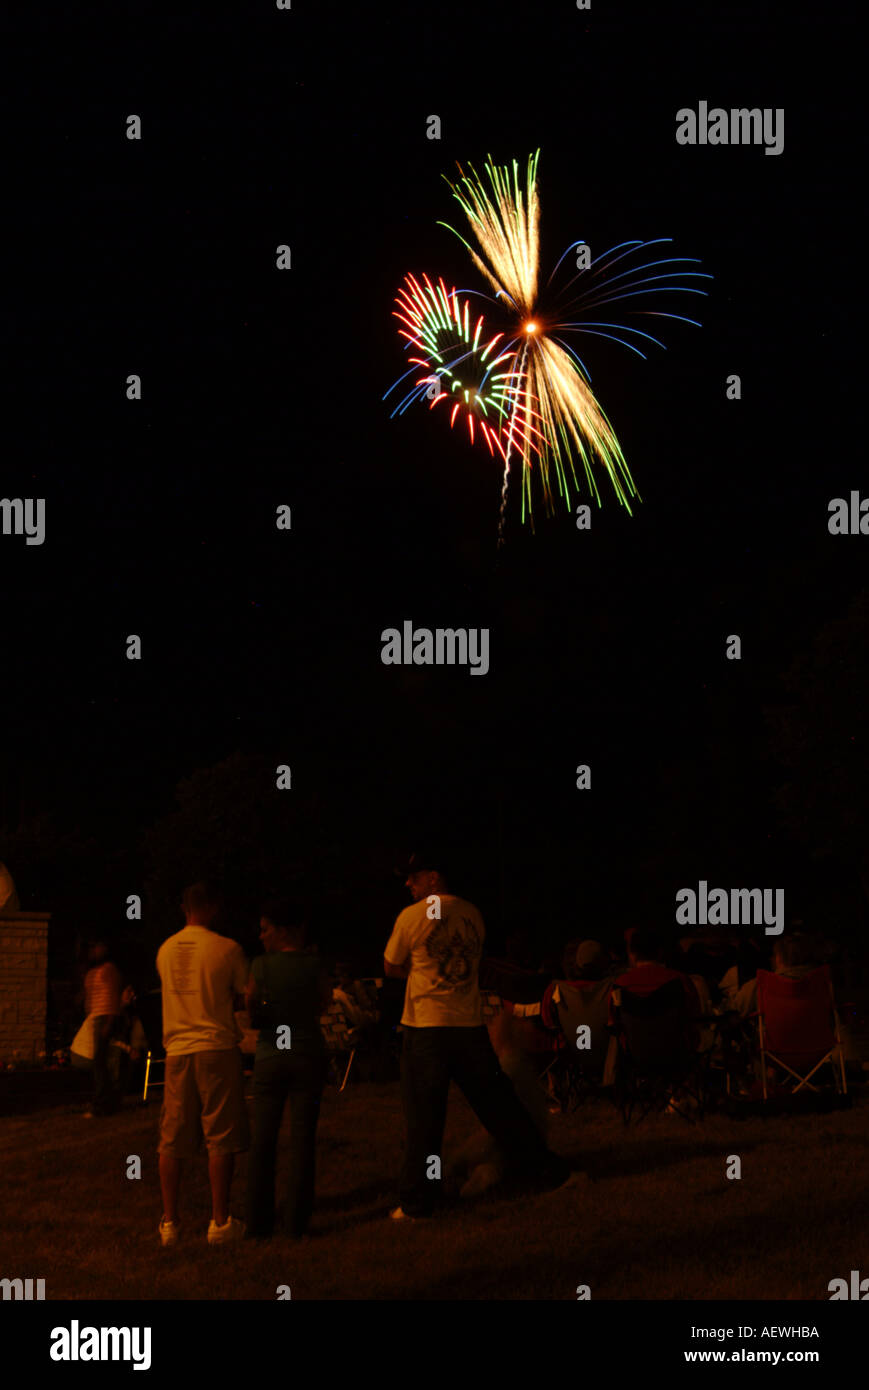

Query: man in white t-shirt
[
  {"left": 384, "top": 849, "right": 570, "bottom": 1219},
  {"left": 156, "top": 881, "right": 250, "bottom": 1247}
]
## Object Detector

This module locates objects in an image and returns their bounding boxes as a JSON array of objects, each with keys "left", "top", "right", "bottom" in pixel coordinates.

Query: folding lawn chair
[
  {"left": 543, "top": 977, "right": 618, "bottom": 1112},
  {"left": 481, "top": 990, "right": 572, "bottom": 1113},
  {"left": 142, "top": 1049, "right": 165, "bottom": 1101},
  {"left": 755, "top": 966, "right": 848, "bottom": 1100},
  {"left": 319, "top": 999, "right": 358, "bottom": 1092},
  {"left": 610, "top": 977, "right": 709, "bottom": 1123}
]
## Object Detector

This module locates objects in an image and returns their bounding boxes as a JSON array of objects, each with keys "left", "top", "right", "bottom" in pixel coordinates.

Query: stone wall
[{"left": 0, "top": 913, "right": 50, "bottom": 1062}]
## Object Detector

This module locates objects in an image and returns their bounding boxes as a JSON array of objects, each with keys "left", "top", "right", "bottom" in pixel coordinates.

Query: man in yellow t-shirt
[
  {"left": 156, "top": 881, "right": 250, "bottom": 1247},
  {"left": 384, "top": 849, "right": 570, "bottom": 1219}
]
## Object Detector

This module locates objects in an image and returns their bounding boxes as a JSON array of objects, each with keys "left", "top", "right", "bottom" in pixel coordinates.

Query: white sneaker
[
  {"left": 159, "top": 1219, "right": 179, "bottom": 1247},
  {"left": 207, "top": 1216, "right": 245, "bottom": 1245}
]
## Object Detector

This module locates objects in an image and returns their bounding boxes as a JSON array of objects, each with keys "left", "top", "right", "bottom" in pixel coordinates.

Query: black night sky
[{"left": 2, "top": 2, "right": 864, "bottom": 973}]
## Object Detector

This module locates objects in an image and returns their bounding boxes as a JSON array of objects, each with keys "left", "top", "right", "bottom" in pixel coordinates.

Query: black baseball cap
[{"left": 395, "top": 848, "right": 450, "bottom": 878}]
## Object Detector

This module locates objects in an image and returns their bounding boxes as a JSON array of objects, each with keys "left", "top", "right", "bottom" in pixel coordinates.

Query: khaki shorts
[{"left": 158, "top": 1048, "right": 250, "bottom": 1157}]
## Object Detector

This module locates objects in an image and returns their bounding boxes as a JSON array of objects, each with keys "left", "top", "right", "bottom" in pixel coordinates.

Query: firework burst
[
  {"left": 387, "top": 150, "right": 710, "bottom": 539},
  {"left": 387, "top": 272, "right": 539, "bottom": 462}
]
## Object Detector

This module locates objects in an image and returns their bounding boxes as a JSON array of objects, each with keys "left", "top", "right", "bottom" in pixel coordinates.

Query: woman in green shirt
[{"left": 244, "top": 901, "right": 333, "bottom": 1238}]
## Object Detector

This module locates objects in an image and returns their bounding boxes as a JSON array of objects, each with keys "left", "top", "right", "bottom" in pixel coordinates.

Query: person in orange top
[{"left": 83, "top": 938, "right": 124, "bottom": 1117}]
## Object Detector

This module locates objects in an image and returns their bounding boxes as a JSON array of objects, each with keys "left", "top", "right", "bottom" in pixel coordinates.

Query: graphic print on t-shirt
[
  {"left": 168, "top": 942, "right": 198, "bottom": 995},
  {"left": 425, "top": 913, "right": 482, "bottom": 991}
]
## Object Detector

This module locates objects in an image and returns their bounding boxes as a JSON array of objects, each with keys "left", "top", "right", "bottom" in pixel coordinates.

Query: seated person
[
  {"left": 478, "top": 952, "right": 551, "bottom": 1005},
  {"left": 726, "top": 934, "right": 849, "bottom": 1093},
  {"left": 615, "top": 928, "right": 701, "bottom": 1005},
  {"left": 687, "top": 972, "right": 718, "bottom": 1053},
  {"left": 733, "top": 934, "right": 817, "bottom": 1018},
  {"left": 719, "top": 936, "right": 777, "bottom": 1009},
  {"left": 674, "top": 943, "right": 722, "bottom": 1049},
  {"left": 110, "top": 985, "right": 148, "bottom": 1092},
  {"left": 611, "top": 927, "right": 702, "bottom": 1049},
  {"left": 541, "top": 940, "right": 620, "bottom": 1082},
  {"left": 332, "top": 961, "right": 378, "bottom": 1029},
  {"left": 680, "top": 939, "right": 736, "bottom": 997},
  {"left": 552, "top": 938, "right": 617, "bottom": 990}
]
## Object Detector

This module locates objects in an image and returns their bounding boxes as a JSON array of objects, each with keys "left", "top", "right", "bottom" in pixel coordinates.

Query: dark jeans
[
  {"left": 399, "top": 1025, "right": 565, "bottom": 1216},
  {"left": 92, "top": 1015, "right": 120, "bottom": 1115},
  {"left": 246, "top": 1050, "right": 327, "bottom": 1237}
]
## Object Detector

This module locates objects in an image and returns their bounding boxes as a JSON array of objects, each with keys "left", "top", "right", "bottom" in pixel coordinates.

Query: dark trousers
[
  {"left": 92, "top": 1015, "right": 120, "bottom": 1115},
  {"left": 246, "top": 1050, "right": 327, "bottom": 1237},
  {"left": 399, "top": 1025, "right": 561, "bottom": 1216}
]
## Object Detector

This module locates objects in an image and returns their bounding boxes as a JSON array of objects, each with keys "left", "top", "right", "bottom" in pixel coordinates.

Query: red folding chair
[{"left": 755, "top": 966, "right": 847, "bottom": 1099}]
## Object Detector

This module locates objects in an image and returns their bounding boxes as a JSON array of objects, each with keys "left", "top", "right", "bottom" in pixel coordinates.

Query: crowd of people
[
  {"left": 58, "top": 849, "right": 859, "bottom": 1245},
  {"left": 489, "top": 921, "right": 861, "bottom": 1108},
  {"left": 145, "top": 856, "right": 572, "bottom": 1244}
]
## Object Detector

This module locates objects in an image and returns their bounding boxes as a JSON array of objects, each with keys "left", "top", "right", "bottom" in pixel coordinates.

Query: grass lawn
[{"left": 2, "top": 1080, "right": 866, "bottom": 1300}]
